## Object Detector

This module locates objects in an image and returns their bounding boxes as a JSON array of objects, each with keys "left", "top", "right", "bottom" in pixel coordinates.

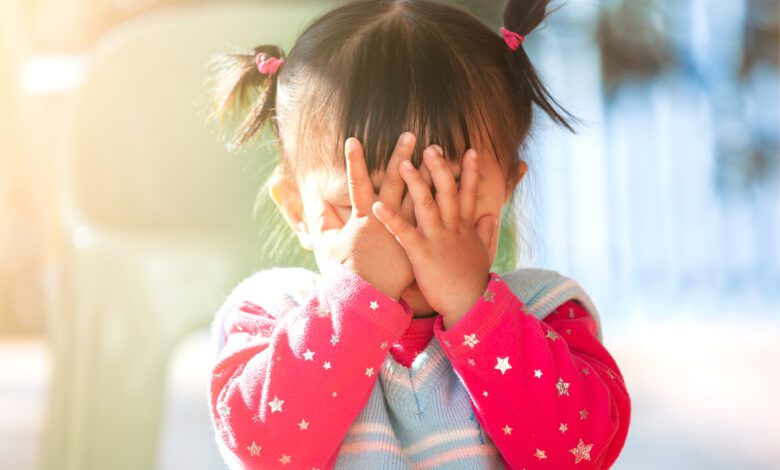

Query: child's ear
[
  {"left": 268, "top": 169, "right": 314, "bottom": 251},
  {"left": 504, "top": 160, "right": 528, "bottom": 204}
]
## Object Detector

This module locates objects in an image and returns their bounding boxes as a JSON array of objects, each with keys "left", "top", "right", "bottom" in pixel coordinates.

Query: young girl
[{"left": 208, "top": 0, "right": 631, "bottom": 468}]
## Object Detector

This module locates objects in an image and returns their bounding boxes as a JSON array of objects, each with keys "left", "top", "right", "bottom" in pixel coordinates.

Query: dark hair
[{"left": 211, "top": 0, "right": 574, "bottom": 187}]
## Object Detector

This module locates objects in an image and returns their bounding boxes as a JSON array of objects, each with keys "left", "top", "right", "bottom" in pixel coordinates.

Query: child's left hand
[{"left": 372, "top": 145, "right": 498, "bottom": 329}]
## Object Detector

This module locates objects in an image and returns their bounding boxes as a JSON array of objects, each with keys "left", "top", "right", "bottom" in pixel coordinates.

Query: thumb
[{"left": 475, "top": 215, "right": 497, "bottom": 251}]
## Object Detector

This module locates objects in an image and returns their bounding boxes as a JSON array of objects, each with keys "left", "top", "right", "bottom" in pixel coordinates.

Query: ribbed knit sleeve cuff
[
  {"left": 318, "top": 260, "right": 413, "bottom": 336},
  {"left": 434, "top": 272, "right": 523, "bottom": 359}
]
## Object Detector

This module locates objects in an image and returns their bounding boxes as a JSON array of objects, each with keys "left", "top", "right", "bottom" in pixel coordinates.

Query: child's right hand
[{"left": 319, "top": 133, "right": 417, "bottom": 301}]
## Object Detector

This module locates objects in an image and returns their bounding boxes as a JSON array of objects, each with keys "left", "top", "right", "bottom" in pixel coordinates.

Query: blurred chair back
[{"left": 64, "top": 6, "right": 316, "bottom": 231}]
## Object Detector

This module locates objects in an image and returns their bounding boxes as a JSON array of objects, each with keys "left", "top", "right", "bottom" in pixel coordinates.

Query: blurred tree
[
  {"left": 716, "top": 0, "right": 779, "bottom": 195},
  {"left": 739, "top": 0, "right": 779, "bottom": 76},
  {"left": 596, "top": 0, "right": 678, "bottom": 100}
]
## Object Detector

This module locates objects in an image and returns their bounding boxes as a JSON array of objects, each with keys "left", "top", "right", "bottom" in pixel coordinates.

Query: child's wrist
[
  {"left": 352, "top": 269, "right": 402, "bottom": 301},
  {"left": 336, "top": 260, "right": 402, "bottom": 301},
  {"left": 439, "top": 273, "right": 491, "bottom": 329}
]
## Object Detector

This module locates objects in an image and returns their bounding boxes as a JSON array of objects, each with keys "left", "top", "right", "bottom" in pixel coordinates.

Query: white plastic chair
[{"left": 42, "top": 3, "right": 328, "bottom": 469}]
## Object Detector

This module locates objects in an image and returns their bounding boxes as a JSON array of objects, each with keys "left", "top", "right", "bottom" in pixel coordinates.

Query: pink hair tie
[
  {"left": 255, "top": 52, "right": 285, "bottom": 77},
  {"left": 500, "top": 27, "right": 526, "bottom": 51}
]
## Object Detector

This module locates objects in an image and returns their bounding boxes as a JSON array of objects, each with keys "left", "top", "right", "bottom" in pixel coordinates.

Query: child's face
[{"left": 279, "top": 145, "right": 525, "bottom": 316}]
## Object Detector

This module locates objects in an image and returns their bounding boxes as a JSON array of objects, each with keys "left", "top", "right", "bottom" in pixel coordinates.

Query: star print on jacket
[
  {"left": 428, "top": 272, "right": 630, "bottom": 469},
  {"left": 209, "top": 263, "right": 631, "bottom": 469}
]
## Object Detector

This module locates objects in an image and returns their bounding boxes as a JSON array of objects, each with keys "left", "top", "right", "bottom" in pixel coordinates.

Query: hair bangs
[{"left": 341, "top": 14, "right": 487, "bottom": 174}]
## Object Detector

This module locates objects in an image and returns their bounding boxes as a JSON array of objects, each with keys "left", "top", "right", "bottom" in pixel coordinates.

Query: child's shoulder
[
  {"left": 227, "top": 266, "right": 321, "bottom": 309},
  {"left": 211, "top": 266, "right": 321, "bottom": 355},
  {"left": 498, "top": 267, "right": 603, "bottom": 340}
]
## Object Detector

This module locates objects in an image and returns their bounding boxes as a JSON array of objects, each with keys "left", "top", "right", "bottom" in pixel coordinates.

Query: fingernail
[
  {"left": 402, "top": 160, "right": 413, "bottom": 170},
  {"left": 401, "top": 132, "right": 414, "bottom": 145},
  {"left": 431, "top": 145, "right": 443, "bottom": 156}
]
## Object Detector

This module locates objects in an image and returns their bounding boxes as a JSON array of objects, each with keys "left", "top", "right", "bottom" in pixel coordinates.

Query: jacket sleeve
[
  {"left": 433, "top": 272, "right": 631, "bottom": 469},
  {"left": 209, "top": 262, "right": 413, "bottom": 469}
]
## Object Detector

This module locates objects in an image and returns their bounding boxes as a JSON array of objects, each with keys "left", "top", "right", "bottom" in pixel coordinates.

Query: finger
[
  {"left": 423, "top": 146, "right": 460, "bottom": 231},
  {"left": 399, "top": 157, "right": 443, "bottom": 233},
  {"left": 459, "top": 149, "right": 480, "bottom": 222},
  {"left": 419, "top": 156, "right": 433, "bottom": 190},
  {"left": 401, "top": 192, "right": 415, "bottom": 226},
  {"left": 379, "top": 132, "right": 416, "bottom": 208},
  {"left": 475, "top": 214, "right": 497, "bottom": 253},
  {"left": 372, "top": 200, "right": 423, "bottom": 247},
  {"left": 345, "top": 137, "right": 376, "bottom": 216}
]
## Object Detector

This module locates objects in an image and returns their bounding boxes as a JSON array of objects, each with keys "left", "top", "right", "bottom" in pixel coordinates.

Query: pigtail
[
  {"left": 209, "top": 44, "right": 286, "bottom": 151},
  {"left": 503, "top": 0, "right": 577, "bottom": 132}
]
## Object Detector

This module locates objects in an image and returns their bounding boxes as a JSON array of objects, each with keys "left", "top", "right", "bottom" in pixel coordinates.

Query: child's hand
[
  {"left": 372, "top": 146, "right": 497, "bottom": 328},
  {"left": 319, "top": 134, "right": 416, "bottom": 301}
]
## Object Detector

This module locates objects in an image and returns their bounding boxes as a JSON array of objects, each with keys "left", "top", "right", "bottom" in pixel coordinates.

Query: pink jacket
[{"left": 209, "top": 262, "right": 631, "bottom": 468}]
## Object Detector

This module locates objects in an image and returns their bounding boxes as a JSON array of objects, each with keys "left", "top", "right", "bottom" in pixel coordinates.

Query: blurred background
[{"left": 0, "top": 0, "right": 777, "bottom": 469}]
